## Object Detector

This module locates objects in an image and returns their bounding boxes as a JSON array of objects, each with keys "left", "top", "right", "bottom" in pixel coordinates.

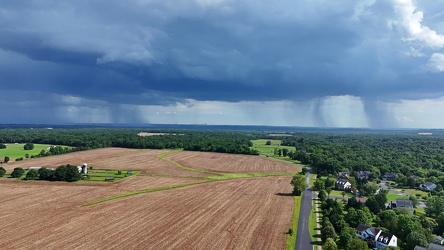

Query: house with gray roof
[
  {"left": 391, "top": 199, "right": 414, "bottom": 211},
  {"left": 420, "top": 182, "right": 437, "bottom": 192}
]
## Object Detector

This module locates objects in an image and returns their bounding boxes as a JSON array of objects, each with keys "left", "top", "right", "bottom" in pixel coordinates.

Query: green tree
[
  {"left": 291, "top": 174, "right": 307, "bottom": 196},
  {"left": 0, "top": 167, "right": 6, "bottom": 177},
  {"left": 325, "top": 177, "right": 335, "bottom": 188},
  {"left": 326, "top": 187, "right": 332, "bottom": 198},
  {"left": 23, "top": 142, "right": 34, "bottom": 150},
  {"left": 360, "top": 182, "right": 378, "bottom": 196},
  {"left": 65, "top": 165, "right": 81, "bottom": 182},
  {"left": 321, "top": 221, "right": 337, "bottom": 243},
  {"left": 345, "top": 237, "right": 368, "bottom": 250},
  {"left": 0, "top": 144, "right": 6, "bottom": 149},
  {"left": 4, "top": 156, "right": 10, "bottom": 163},
  {"left": 26, "top": 169, "right": 38, "bottom": 180},
  {"left": 323, "top": 238, "right": 338, "bottom": 250},
  {"left": 11, "top": 167, "right": 24, "bottom": 178},
  {"left": 395, "top": 214, "right": 423, "bottom": 241},
  {"left": 314, "top": 179, "right": 325, "bottom": 191},
  {"left": 38, "top": 167, "right": 53, "bottom": 180},
  {"left": 55, "top": 165, "right": 68, "bottom": 181},
  {"left": 341, "top": 191, "right": 346, "bottom": 200},
  {"left": 405, "top": 231, "right": 428, "bottom": 250},
  {"left": 318, "top": 190, "right": 328, "bottom": 202},
  {"left": 426, "top": 196, "right": 444, "bottom": 217},
  {"left": 265, "top": 141, "right": 271, "bottom": 145},
  {"left": 379, "top": 210, "right": 398, "bottom": 233},
  {"left": 338, "top": 226, "right": 357, "bottom": 248}
]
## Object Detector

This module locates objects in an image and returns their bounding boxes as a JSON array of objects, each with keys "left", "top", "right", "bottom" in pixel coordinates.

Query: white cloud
[
  {"left": 427, "top": 53, "right": 444, "bottom": 71},
  {"left": 394, "top": 0, "right": 444, "bottom": 49}
]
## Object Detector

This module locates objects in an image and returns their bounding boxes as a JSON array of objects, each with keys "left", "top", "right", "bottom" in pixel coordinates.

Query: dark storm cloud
[{"left": 1, "top": 0, "right": 444, "bottom": 125}]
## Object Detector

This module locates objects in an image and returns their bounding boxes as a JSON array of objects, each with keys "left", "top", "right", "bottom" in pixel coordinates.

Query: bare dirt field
[
  {"left": 0, "top": 148, "right": 297, "bottom": 249},
  {"left": 3, "top": 148, "right": 211, "bottom": 177},
  {"left": 168, "top": 151, "right": 300, "bottom": 173},
  {"left": 0, "top": 176, "right": 293, "bottom": 250}
]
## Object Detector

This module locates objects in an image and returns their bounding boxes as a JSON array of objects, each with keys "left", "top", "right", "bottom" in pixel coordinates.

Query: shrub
[
  {"left": 11, "top": 167, "right": 25, "bottom": 178},
  {"left": 0, "top": 167, "right": 6, "bottom": 177},
  {"left": 26, "top": 169, "right": 38, "bottom": 180}
]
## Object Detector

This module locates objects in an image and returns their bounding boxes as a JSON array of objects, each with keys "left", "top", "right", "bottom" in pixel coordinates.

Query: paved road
[{"left": 295, "top": 170, "right": 314, "bottom": 250}]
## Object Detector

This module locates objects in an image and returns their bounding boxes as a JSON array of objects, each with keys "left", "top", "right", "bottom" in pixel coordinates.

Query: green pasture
[
  {"left": 81, "top": 169, "right": 139, "bottom": 182},
  {"left": 250, "top": 139, "right": 295, "bottom": 157},
  {"left": 0, "top": 143, "right": 69, "bottom": 160}
]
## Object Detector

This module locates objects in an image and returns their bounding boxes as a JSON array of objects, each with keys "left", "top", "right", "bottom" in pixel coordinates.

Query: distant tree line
[
  {"left": 280, "top": 133, "right": 444, "bottom": 188},
  {"left": 0, "top": 128, "right": 261, "bottom": 155}
]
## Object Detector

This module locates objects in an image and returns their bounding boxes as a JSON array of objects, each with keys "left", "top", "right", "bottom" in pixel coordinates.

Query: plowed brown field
[
  {"left": 0, "top": 148, "right": 298, "bottom": 249},
  {"left": 3, "top": 148, "right": 211, "bottom": 177},
  {"left": 168, "top": 151, "right": 300, "bottom": 173},
  {"left": 0, "top": 176, "right": 293, "bottom": 250}
]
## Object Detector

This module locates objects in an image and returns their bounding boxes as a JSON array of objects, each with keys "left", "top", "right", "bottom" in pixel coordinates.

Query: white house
[
  {"left": 376, "top": 231, "right": 397, "bottom": 248},
  {"left": 335, "top": 180, "right": 351, "bottom": 191},
  {"left": 356, "top": 224, "right": 397, "bottom": 248}
]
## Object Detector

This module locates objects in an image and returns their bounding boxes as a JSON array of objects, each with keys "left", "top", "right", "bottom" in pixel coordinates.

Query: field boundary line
[
  {"left": 83, "top": 180, "right": 210, "bottom": 206},
  {"left": 157, "top": 151, "right": 223, "bottom": 176}
]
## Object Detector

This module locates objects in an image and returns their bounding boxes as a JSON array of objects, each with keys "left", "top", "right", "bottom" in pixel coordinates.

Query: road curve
[{"left": 295, "top": 170, "right": 313, "bottom": 250}]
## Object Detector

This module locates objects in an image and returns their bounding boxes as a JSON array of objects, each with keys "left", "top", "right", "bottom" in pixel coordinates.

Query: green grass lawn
[
  {"left": 402, "top": 189, "right": 428, "bottom": 197},
  {"left": 286, "top": 196, "right": 302, "bottom": 250},
  {"left": 309, "top": 198, "right": 322, "bottom": 246},
  {"left": 386, "top": 191, "right": 406, "bottom": 202},
  {"left": 0, "top": 143, "right": 70, "bottom": 160},
  {"left": 250, "top": 139, "right": 296, "bottom": 158}
]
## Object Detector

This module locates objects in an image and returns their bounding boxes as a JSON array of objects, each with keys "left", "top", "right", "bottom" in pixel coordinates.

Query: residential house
[
  {"left": 391, "top": 199, "right": 414, "bottom": 211},
  {"left": 420, "top": 182, "right": 437, "bottom": 192},
  {"left": 383, "top": 172, "right": 398, "bottom": 181},
  {"left": 356, "top": 224, "right": 380, "bottom": 241},
  {"left": 335, "top": 180, "right": 351, "bottom": 191},
  {"left": 434, "top": 236, "right": 444, "bottom": 245},
  {"left": 337, "top": 171, "right": 350, "bottom": 180},
  {"left": 356, "top": 224, "right": 397, "bottom": 248},
  {"left": 357, "top": 170, "right": 371, "bottom": 180},
  {"left": 375, "top": 231, "right": 397, "bottom": 248}
]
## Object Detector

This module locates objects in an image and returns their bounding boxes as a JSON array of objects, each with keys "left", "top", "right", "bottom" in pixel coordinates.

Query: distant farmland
[
  {"left": 0, "top": 143, "right": 69, "bottom": 160},
  {"left": 0, "top": 148, "right": 299, "bottom": 249}
]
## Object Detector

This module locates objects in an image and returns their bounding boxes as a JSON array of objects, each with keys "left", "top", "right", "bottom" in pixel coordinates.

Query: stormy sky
[{"left": 1, "top": 0, "right": 444, "bottom": 128}]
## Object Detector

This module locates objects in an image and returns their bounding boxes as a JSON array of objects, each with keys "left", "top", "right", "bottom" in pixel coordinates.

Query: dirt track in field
[
  {"left": 0, "top": 148, "right": 298, "bottom": 249},
  {"left": 168, "top": 151, "right": 300, "bottom": 173}
]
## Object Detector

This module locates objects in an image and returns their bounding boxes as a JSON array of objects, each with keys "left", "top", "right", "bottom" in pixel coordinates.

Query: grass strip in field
[
  {"left": 83, "top": 180, "right": 210, "bottom": 206},
  {"left": 207, "top": 172, "right": 291, "bottom": 181},
  {"left": 309, "top": 198, "right": 322, "bottom": 246},
  {"left": 286, "top": 195, "right": 301, "bottom": 250},
  {"left": 157, "top": 151, "right": 222, "bottom": 176}
]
